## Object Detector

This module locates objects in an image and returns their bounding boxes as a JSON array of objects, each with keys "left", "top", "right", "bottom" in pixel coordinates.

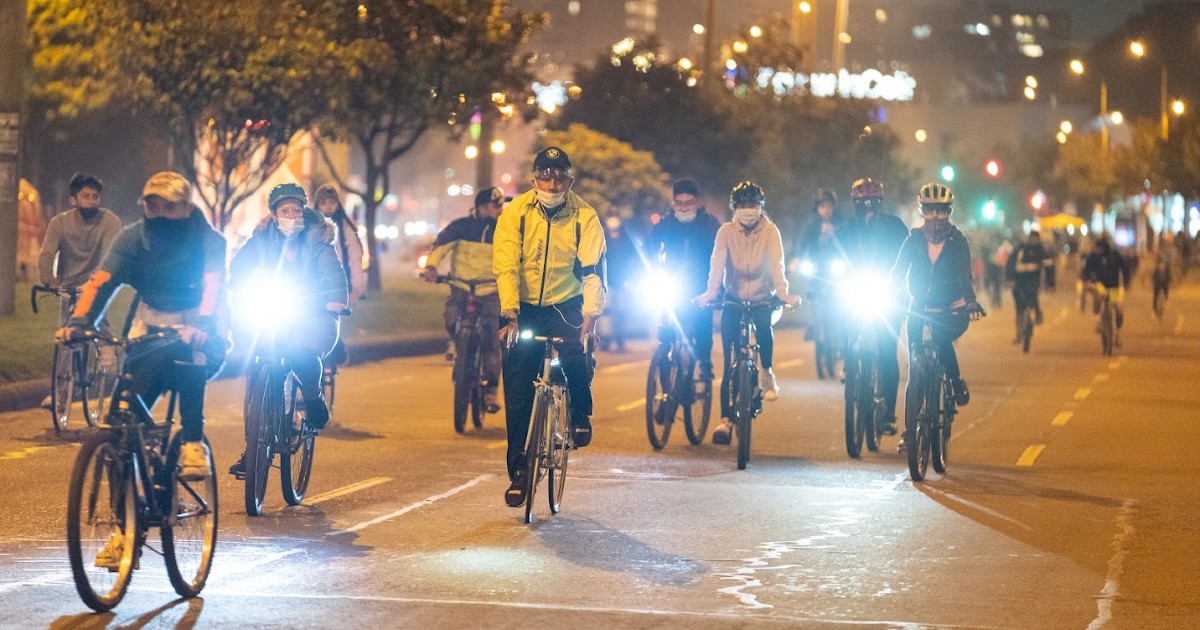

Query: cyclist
[
  {"left": 421, "top": 185, "right": 509, "bottom": 413},
  {"left": 797, "top": 188, "right": 845, "bottom": 367},
  {"left": 695, "top": 181, "right": 801, "bottom": 445},
  {"left": 1005, "top": 230, "right": 1048, "bottom": 342},
  {"left": 836, "top": 177, "right": 908, "bottom": 433},
  {"left": 57, "top": 171, "right": 227, "bottom": 484},
  {"left": 494, "top": 147, "right": 606, "bottom": 508},
  {"left": 314, "top": 185, "right": 366, "bottom": 372},
  {"left": 227, "top": 183, "right": 348, "bottom": 475},
  {"left": 644, "top": 178, "right": 721, "bottom": 383},
  {"left": 1081, "top": 233, "right": 1130, "bottom": 343},
  {"left": 890, "top": 183, "right": 985, "bottom": 448},
  {"left": 1151, "top": 237, "right": 1173, "bottom": 318}
]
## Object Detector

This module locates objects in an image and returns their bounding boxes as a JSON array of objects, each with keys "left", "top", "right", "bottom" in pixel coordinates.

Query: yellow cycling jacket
[{"left": 493, "top": 189, "right": 606, "bottom": 317}]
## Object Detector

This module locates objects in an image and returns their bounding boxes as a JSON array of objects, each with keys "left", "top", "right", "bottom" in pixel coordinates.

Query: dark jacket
[
  {"left": 1005, "top": 241, "right": 1047, "bottom": 288},
  {"left": 797, "top": 216, "right": 845, "bottom": 277},
  {"left": 432, "top": 214, "right": 496, "bottom": 247},
  {"left": 645, "top": 209, "right": 721, "bottom": 294},
  {"left": 1081, "top": 248, "right": 1129, "bottom": 289},
  {"left": 838, "top": 212, "right": 908, "bottom": 272},
  {"left": 230, "top": 208, "right": 348, "bottom": 313},
  {"left": 74, "top": 206, "right": 226, "bottom": 327},
  {"left": 892, "top": 225, "right": 978, "bottom": 309}
]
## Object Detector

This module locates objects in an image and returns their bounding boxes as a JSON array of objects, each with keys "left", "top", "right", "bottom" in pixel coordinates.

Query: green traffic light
[{"left": 940, "top": 165, "right": 956, "bottom": 182}]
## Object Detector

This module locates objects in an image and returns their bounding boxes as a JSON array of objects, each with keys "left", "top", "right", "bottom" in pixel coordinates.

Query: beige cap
[{"left": 141, "top": 171, "right": 192, "bottom": 203}]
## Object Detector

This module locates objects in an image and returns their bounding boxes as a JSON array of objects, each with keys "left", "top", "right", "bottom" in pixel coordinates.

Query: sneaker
[
  {"left": 882, "top": 415, "right": 898, "bottom": 436},
  {"left": 178, "top": 441, "right": 212, "bottom": 480},
  {"left": 896, "top": 438, "right": 907, "bottom": 452},
  {"left": 484, "top": 388, "right": 501, "bottom": 414},
  {"left": 94, "top": 531, "right": 127, "bottom": 572},
  {"left": 952, "top": 378, "right": 970, "bottom": 407},
  {"left": 761, "top": 369, "right": 779, "bottom": 401},
  {"left": 504, "top": 470, "right": 527, "bottom": 507},
  {"left": 712, "top": 420, "right": 733, "bottom": 445},
  {"left": 228, "top": 452, "right": 245, "bottom": 477},
  {"left": 40, "top": 395, "right": 52, "bottom": 410},
  {"left": 571, "top": 416, "right": 593, "bottom": 448},
  {"left": 444, "top": 340, "right": 456, "bottom": 362},
  {"left": 305, "top": 394, "right": 330, "bottom": 430}
]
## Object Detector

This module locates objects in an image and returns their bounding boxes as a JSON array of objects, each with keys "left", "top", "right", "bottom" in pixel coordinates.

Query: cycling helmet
[
  {"left": 730, "top": 181, "right": 765, "bottom": 207},
  {"left": 917, "top": 182, "right": 954, "bottom": 206},
  {"left": 813, "top": 187, "right": 838, "bottom": 208},
  {"left": 268, "top": 182, "right": 308, "bottom": 211},
  {"left": 850, "top": 177, "right": 885, "bottom": 200}
]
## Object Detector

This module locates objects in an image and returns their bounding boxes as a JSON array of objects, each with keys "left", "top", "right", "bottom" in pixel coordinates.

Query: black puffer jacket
[{"left": 891, "top": 225, "right": 977, "bottom": 309}]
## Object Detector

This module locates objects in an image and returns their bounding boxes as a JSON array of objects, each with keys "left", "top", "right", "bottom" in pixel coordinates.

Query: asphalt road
[{"left": 1, "top": 277, "right": 1198, "bottom": 629}]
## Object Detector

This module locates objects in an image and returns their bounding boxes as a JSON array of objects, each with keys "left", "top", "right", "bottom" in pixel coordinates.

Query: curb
[{"left": 0, "top": 334, "right": 445, "bottom": 415}]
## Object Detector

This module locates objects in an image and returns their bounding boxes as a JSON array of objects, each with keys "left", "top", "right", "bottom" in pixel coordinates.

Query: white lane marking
[
  {"left": 1016, "top": 444, "right": 1046, "bottom": 467},
  {"left": 598, "top": 359, "right": 649, "bottom": 375},
  {"left": 1092, "top": 373, "right": 1110, "bottom": 383},
  {"left": 615, "top": 398, "right": 645, "bottom": 412},
  {"left": 1175, "top": 315, "right": 1185, "bottom": 336},
  {"left": 1051, "top": 411, "right": 1074, "bottom": 427},
  {"left": 949, "top": 384, "right": 1013, "bottom": 442},
  {"left": 305, "top": 477, "right": 393, "bottom": 505},
  {"left": 0, "top": 572, "right": 73, "bottom": 595},
  {"left": 775, "top": 358, "right": 804, "bottom": 369},
  {"left": 921, "top": 486, "right": 1033, "bottom": 531},
  {"left": 1074, "top": 388, "right": 1092, "bottom": 401},
  {"left": 218, "top": 549, "right": 305, "bottom": 578},
  {"left": 328, "top": 474, "right": 495, "bottom": 535},
  {"left": 1088, "top": 499, "right": 1137, "bottom": 630}
]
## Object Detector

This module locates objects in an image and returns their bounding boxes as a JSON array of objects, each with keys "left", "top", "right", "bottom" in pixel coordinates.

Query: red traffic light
[{"left": 985, "top": 159, "right": 1001, "bottom": 178}]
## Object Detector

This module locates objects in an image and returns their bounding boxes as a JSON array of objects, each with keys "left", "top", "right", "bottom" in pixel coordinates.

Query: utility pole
[
  {"left": 0, "top": 0, "right": 25, "bottom": 315},
  {"left": 832, "top": 0, "right": 849, "bottom": 72},
  {"left": 701, "top": 0, "right": 715, "bottom": 81}
]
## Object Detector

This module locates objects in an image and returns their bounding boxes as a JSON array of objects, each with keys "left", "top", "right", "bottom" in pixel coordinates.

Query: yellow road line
[
  {"left": 486, "top": 441, "right": 507, "bottom": 449},
  {"left": 1074, "top": 388, "right": 1092, "bottom": 401},
  {"left": 0, "top": 446, "right": 55, "bottom": 461},
  {"left": 1051, "top": 411, "right": 1074, "bottom": 426},
  {"left": 1016, "top": 444, "right": 1046, "bottom": 467},
  {"left": 306, "top": 477, "right": 393, "bottom": 505},
  {"left": 1093, "top": 373, "right": 1110, "bottom": 383},
  {"left": 615, "top": 398, "right": 646, "bottom": 412},
  {"left": 775, "top": 358, "right": 804, "bottom": 369}
]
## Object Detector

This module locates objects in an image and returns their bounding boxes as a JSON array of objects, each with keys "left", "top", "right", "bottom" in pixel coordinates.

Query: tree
[
  {"left": 538, "top": 124, "right": 669, "bottom": 216},
  {"left": 1052, "top": 133, "right": 1117, "bottom": 210},
  {"left": 307, "top": 0, "right": 544, "bottom": 291},
  {"left": 100, "top": 0, "right": 335, "bottom": 230}
]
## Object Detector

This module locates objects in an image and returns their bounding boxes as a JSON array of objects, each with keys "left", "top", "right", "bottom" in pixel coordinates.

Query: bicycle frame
[
  {"left": 905, "top": 311, "right": 957, "bottom": 481},
  {"left": 519, "top": 333, "right": 572, "bottom": 524},
  {"left": 726, "top": 300, "right": 770, "bottom": 470}
]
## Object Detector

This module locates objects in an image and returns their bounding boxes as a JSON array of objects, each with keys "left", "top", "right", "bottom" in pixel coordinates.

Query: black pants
[
  {"left": 877, "top": 313, "right": 903, "bottom": 420},
  {"left": 1012, "top": 283, "right": 1042, "bottom": 334},
  {"left": 906, "top": 310, "right": 968, "bottom": 384},
  {"left": 657, "top": 302, "right": 715, "bottom": 376},
  {"left": 126, "top": 338, "right": 210, "bottom": 443},
  {"left": 720, "top": 303, "right": 775, "bottom": 418},
  {"left": 503, "top": 297, "right": 593, "bottom": 479},
  {"left": 286, "top": 314, "right": 340, "bottom": 401}
]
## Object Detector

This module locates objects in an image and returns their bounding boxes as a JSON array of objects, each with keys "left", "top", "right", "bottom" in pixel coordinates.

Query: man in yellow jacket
[{"left": 495, "top": 147, "right": 607, "bottom": 508}]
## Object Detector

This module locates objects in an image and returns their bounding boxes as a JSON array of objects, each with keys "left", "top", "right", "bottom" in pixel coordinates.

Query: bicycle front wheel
[
  {"left": 843, "top": 358, "right": 864, "bottom": 459},
  {"left": 931, "top": 377, "right": 951, "bottom": 474},
  {"left": 67, "top": 434, "right": 137, "bottom": 612},
  {"left": 548, "top": 392, "right": 570, "bottom": 514},
  {"left": 452, "top": 329, "right": 478, "bottom": 433},
  {"left": 683, "top": 361, "right": 712, "bottom": 445},
  {"left": 645, "top": 349, "right": 677, "bottom": 450},
  {"left": 244, "top": 365, "right": 275, "bottom": 516},
  {"left": 905, "top": 365, "right": 930, "bottom": 481},
  {"left": 1101, "top": 305, "right": 1115, "bottom": 356},
  {"left": 50, "top": 345, "right": 75, "bottom": 434},
  {"left": 280, "top": 382, "right": 316, "bottom": 505},
  {"left": 523, "top": 391, "right": 549, "bottom": 524},
  {"left": 734, "top": 365, "right": 755, "bottom": 470},
  {"left": 162, "top": 435, "right": 218, "bottom": 598},
  {"left": 1021, "top": 309, "right": 1034, "bottom": 354}
]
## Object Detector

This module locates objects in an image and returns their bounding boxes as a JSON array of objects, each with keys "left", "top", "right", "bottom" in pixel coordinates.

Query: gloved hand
[
  {"left": 54, "top": 325, "right": 90, "bottom": 344},
  {"left": 966, "top": 302, "right": 987, "bottom": 321}
]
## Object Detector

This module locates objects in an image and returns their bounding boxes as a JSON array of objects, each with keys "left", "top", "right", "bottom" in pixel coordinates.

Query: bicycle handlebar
[
  {"left": 435, "top": 275, "right": 497, "bottom": 290},
  {"left": 31, "top": 285, "right": 81, "bottom": 314}
]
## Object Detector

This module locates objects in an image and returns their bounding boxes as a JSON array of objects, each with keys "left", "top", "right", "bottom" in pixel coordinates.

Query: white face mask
[
  {"left": 735, "top": 208, "right": 762, "bottom": 228},
  {"left": 675, "top": 209, "right": 698, "bottom": 223},
  {"left": 277, "top": 216, "right": 303, "bottom": 238},
  {"left": 535, "top": 188, "right": 567, "bottom": 208}
]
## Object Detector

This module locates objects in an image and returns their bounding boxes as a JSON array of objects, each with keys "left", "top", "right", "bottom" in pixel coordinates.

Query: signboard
[
  {"left": 0, "top": 112, "right": 17, "bottom": 155},
  {"left": 752, "top": 69, "right": 917, "bottom": 101}
]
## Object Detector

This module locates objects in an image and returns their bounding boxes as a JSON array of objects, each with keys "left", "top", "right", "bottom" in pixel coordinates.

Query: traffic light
[
  {"left": 981, "top": 199, "right": 998, "bottom": 221},
  {"left": 984, "top": 159, "right": 1001, "bottom": 178},
  {"left": 940, "top": 164, "right": 956, "bottom": 182}
]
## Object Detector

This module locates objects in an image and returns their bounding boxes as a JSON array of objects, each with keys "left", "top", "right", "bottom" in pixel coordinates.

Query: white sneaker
[
  {"left": 178, "top": 441, "right": 212, "bottom": 480},
  {"left": 761, "top": 369, "right": 779, "bottom": 401},
  {"left": 40, "top": 395, "right": 53, "bottom": 409},
  {"left": 94, "top": 531, "right": 126, "bottom": 571}
]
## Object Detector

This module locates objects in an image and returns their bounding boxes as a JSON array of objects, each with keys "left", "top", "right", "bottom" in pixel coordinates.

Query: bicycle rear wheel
[
  {"left": 162, "top": 434, "right": 218, "bottom": 598},
  {"left": 50, "top": 345, "right": 75, "bottom": 434},
  {"left": 244, "top": 365, "right": 275, "bottom": 516},
  {"left": 734, "top": 364, "right": 755, "bottom": 470},
  {"left": 548, "top": 391, "right": 570, "bottom": 514},
  {"left": 1021, "top": 309, "right": 1034, "bottom": 354},
  {"left": 931, "top": 379, "right": 952, "bottom": 474},
  {"left": 280, "top": 381, "right": 316, "bottom": 505},
  {"left": 452, "top": 328, "right": 478, "bottom": 433},
  {"left": 905, "top": 364, "right": 930, "bottom": 481},
  {"left": 67, "top": 434, "right": 137, "bottom": 612},
  {"left": 865, "top": 359, "right": 883, "bottom": 453},
  {"left": 645, "top": 349, "right": 677, "bottom": 450},
  {"left": 1101, "top": 304, "right": 1115, "bottom": 356},
  {"left": 523, "top": 392, "right": 548, "bottom": 524}
]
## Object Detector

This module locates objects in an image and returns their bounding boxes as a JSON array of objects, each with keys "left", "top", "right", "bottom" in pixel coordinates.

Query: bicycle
[
  {"left": 438, "top": 276, "right": 499, "bottom": 433},
  {"left": 904, "top": 305, "right": 982, "bottom": 481},
  {"left": 1095, "top": 284, "right": 1117, "bottom": 356},
  {"left": 32, "top": 285, "right": 122, "bottom": 434},
  {"left": 511, "top": 331, "right": 574, "bottom": 524},
  {"left": 1015, "top": 286, "right": 1038, "bottom": 354},
  {"left": 721, "top": 298, "right": 783, "bottom": 470},
  {"left": 642, "top": 271, "right": 712, "bottom": 450},
  {"left": 65, "top": 328, "right": 218, "bottom": 612},
  {"left": 837, "top": 271, "right": 894, "bottom": 458}
]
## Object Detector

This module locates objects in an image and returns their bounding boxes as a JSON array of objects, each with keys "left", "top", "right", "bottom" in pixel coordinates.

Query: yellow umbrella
[{"left": 1037, "top": 213, "right": 1086, "bottom": 230}]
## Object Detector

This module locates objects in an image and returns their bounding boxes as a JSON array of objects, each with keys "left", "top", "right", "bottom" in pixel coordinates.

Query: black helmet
[
  {"left": 812, "top": 188, "right": 837, "bottom": 210},
  {"left": 730, "top": 181, "right": 765, "bottom": 207},
  {"left": 268, "top": 182, "right": 308, "bottom": 211}
]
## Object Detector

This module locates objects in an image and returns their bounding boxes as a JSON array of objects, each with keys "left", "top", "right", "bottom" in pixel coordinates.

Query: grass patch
[{"left": 0, "top": 278, "right": 448, "bottom": 384}]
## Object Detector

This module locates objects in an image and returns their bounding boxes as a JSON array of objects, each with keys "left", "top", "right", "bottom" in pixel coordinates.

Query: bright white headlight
[
  {"left": 639, "top": 269, "right": 682, "bottom": 312},
  {"left": 839, "top": 271, "right": 892, "bottom": 319},
  {"left": 238, "top": 272, "right": 301, "bottom": 329},
  {"left": 830, "top": 259, "right": 848, "bottom": 276},
  {"left": 799, "top": 259, "right": 816, "bottom": 277}
]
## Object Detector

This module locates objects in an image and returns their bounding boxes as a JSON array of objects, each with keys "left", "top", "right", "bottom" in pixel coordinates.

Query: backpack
[{"left": 518, "top": 208, "right": 608, "bottom": 290}]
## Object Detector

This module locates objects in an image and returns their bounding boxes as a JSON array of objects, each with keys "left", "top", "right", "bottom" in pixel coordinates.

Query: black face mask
[
  {"left": 78, "top": 207, "right": 100, "bottom": 221},
  {"left": 144, "top": 215, "right": 191, "bottom": 245}
]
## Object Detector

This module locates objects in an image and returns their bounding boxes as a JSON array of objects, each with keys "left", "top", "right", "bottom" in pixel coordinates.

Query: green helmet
[{"left": 268, "top": 182, "right": 307, "bottom": 211}]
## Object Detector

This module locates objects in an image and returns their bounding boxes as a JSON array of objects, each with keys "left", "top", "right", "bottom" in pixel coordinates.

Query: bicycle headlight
[
  {"left": 838, "top": 271, "right": 892, "bottom": 320},
  {"left": 520, "top": 329, "right": 534, "bottom": 340},
  {"left": 830, "top": 259, "right": 848, "bottom": 277},
  {"left": 639, "top": 269, "right": 683, "bottom": 312},
  {"left": 236, "top": 272, "right": 302, "bottom": 329},
  {"left": 799, "top": 259, "right": 816, "bottom": 277}
]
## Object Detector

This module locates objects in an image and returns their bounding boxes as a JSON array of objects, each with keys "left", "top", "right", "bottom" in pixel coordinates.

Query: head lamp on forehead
[{"left": 534, "top": 166, "right": 573, "bottom": 180}]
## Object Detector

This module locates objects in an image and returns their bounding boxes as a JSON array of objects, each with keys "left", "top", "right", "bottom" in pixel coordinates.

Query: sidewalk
[{"left": 0, "top": 332, "right": 445, "bottom": 415}]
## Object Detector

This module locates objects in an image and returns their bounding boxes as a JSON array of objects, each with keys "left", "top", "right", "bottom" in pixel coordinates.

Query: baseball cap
[
  {"left": 141, "top": 171, "right": 191, "bottom": 203},
  {"left": 474, "top": 186, "right": 513, "bottom": 207},
  {"left": 532, "top": 147, "right": 572, "bottom": 174}
]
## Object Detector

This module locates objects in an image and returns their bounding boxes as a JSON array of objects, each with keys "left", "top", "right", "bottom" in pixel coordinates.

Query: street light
[
  {"left": 1129, "top": 40, "right": 1169, "bottom": 140},
  {"left": 1069, "top": 58, "right": 1109, "bottom": 155},
  {"left": 1173, "top": 99, "right": 1186, "bottom": 116}
]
